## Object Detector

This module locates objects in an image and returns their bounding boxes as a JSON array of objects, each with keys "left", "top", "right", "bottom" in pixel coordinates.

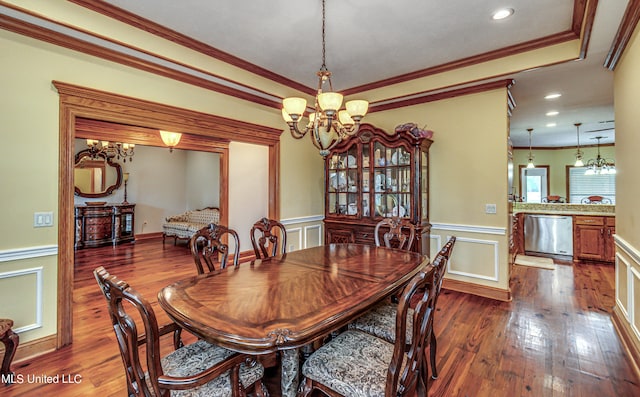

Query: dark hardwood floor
[{"left": 4, "top": 239, "right": 639, "bottom": 396}]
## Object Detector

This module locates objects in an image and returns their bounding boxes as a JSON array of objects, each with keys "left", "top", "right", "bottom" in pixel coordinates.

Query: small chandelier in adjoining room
[
  {"left": 585, "top": 136, "right": 616, "bottom": 175},
  {"left": 86, "top": 139, "right": 135, "bottom": 162},
  {"left": 159, "top": 130, "right": 182, "bottom": 152},
  {"left": 574, "top": 122, "right": 584, "bottom": 167},
  {"left": 281, "top": 0, "right": 369, "bottom": 157},
  {"left": 526, "top": 128, "right": 535, "bottom": 168}
]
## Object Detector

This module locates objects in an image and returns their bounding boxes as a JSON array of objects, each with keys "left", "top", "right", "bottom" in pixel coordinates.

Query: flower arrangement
[{"left": 394, "top": 123, "right": 434, "bottom": 139}]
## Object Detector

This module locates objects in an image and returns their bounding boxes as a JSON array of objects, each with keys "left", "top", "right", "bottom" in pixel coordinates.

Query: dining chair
[
  {"left": 581, "top": 195, "right": 612, "bottom": 204},
  {"left": 250, "top": 217, "right": 287, "bottom": 259},
  {"left": 348, "top": 236, "right": 456, "bottom": 380},
  {"left": 374, "top": 217, "right": 416, "bottom": 251},
  {"left": 1, "top": 318, "right": 19, "bottom": 384},
  {"left": 93, "top": 266, "right": 267, "bottom": 397},
  {"left": 297, "top": 264, "right": 437, "bottom": 397},
  {"left": 190, "top": 223, "right": 241, "bottom": 274}
]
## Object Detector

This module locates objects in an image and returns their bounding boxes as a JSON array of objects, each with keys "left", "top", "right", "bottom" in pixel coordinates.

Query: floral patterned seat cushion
[
  {"left": 348, "top": 301, "right": 414, "bottom": 344},
  {"left": 146, "top": 340, "right": 264, "bottom": 397},
  {"left": 301, "top": 330, "right": 406, "bottom": 397}
]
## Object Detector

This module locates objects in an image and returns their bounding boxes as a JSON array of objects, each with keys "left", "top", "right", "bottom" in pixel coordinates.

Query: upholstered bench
[
  {"left": 162, "top": 207, "right": 220, "bottom": 245},
  {"left": 1, "top": 318, "right": 19, "bottom": 383}
]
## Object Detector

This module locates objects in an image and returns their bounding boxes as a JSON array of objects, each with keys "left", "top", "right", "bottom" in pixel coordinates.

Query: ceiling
[{"left": 102, "top": 0, "right": 629, "bottom": 148}]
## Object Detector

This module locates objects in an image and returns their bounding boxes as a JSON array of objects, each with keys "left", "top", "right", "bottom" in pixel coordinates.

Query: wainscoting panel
[
  {"left": 445, "top": 236, "right": 500, "bottom": 282},
  {"left": 0, "top": 266, "right": 44, "bottom": 333},
  {"left": 281, "top": 215, "right": 324, "bottom": 251}
]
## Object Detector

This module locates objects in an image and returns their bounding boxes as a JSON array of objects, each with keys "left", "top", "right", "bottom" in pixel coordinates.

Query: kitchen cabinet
[
  {"left": 573, "top": 215, "right": 615, "bottom": 263},
  {"left": 324, "top": 123, "right": 432, "bottom": 254}
]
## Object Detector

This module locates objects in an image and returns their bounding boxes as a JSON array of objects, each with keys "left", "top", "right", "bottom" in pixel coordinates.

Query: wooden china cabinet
[{"left": 324, "top": 123, "right": 432, "bottom": 254}]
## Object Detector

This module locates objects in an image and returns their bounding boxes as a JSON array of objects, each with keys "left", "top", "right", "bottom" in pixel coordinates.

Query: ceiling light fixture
[
  {"left": 546, "top": 111, "right": 559, "bottom": 116},
  {"left": 86, "top": 139, "right": 135, "bottom": 162},
  {"left": 281, "top": 0, "right": 368, "bottom": 157},
  {"left": 584, "top": 136, "right": 615, "bottom": 175},
  {"left": 492, "top": 8, "right": 514, "bottom": 20},
  {"left": 544, "top": 93, "right": 562, "bottom": 100},
  {"left": 574, "top": 122, "right": 584, "bottom": 167},
  {"left": 159, "top": 130, "right": 182, "bottom": 152},
  {"left": 526, "top": 128, "right": 535, "bottom": 168},
  {"left": 546, "top": 123, "right": 557, "bottom": 128}
]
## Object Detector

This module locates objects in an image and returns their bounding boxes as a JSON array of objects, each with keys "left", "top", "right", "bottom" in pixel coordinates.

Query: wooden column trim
[{"left": 54, "top": 81, "right": 281, "bottom": 347}]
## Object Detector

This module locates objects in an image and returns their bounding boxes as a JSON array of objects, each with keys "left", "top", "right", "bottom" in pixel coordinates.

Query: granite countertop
[{"left": 512, "top": 203, "right": 614, "bottom": 216}]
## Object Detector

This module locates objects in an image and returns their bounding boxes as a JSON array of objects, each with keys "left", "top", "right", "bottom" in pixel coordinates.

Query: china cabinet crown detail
[{"left": 324, "top": 123, "right": 432, "bottom": 254}]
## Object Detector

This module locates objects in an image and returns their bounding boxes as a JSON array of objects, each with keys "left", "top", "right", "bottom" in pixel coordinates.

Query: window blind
[{"left": 568, "top": 167, "right": 616, "bottom": 204}]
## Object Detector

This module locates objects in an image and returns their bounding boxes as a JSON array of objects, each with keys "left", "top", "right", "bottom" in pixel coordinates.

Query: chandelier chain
[{"left": 321, "top": 0, "right": 326, "bottom": 70}]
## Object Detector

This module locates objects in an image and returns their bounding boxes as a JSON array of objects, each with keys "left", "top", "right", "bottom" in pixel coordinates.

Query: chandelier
[
  {"left": 585, "top": 136, "right": 616, "bottom": 175},
  {"left": 86, "top": 139, "right": 135, "bottom": 162},
  {"left": 526, "top": 128, "right": 535, "bottom": 168},
  {"left": 281, "top": 0, "right": 369, "bottom": 157},
  {"left": 573, "top": 122, "right": 584, "bottom": 167}
]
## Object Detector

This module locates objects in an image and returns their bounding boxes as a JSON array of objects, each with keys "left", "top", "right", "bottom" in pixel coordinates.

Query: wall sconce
[{"left": 159, "top": 131, "right": 182, "bottom": 152}]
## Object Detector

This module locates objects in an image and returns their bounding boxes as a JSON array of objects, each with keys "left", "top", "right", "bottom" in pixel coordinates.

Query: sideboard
[{"left": 74, "top": 203, "right": 135, "bottom": 249}]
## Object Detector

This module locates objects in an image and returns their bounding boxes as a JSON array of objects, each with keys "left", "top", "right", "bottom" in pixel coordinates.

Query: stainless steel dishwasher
[{"left": 524, "top": 214, "right": 573, "bottom": 256}]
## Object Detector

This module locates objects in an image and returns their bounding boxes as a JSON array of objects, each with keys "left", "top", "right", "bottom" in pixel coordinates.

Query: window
[
  {"left": 520, "top": 166, "right": 548, "bottom": 203},
  {"left": 568, "top": 167, "right": 616, "bottom": 204}
]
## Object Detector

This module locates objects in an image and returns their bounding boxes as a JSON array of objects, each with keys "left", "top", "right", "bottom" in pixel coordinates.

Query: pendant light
[
  {"left": 526, "top": 128, "right": 535, "bottom": 168},
  {"left": 574, "top": 122, "right": 584, "bottom": 167}
]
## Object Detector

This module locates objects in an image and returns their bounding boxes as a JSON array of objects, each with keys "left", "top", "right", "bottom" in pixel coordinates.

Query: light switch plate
[
  {"left": 485, "top": 204, "right": 497, "bottom": 214},
  {"left": 34, "top": 211, "right": 54, "bottom": 227}
]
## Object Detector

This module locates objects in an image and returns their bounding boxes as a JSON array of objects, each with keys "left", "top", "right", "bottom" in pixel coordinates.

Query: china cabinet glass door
[
  {"left": 327, "top": 145, "right": 359, "bottom": 216},
  {"left": 372, "top": 141, "right": 411, "bottom": 219}
]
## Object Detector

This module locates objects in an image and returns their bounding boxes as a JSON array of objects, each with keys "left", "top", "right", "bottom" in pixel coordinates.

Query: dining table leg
[{"left": 281, "top": 348, "right": 300, "bottom": 397}]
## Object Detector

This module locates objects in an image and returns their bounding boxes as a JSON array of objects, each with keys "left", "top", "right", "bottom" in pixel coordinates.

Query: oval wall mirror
[{"left": 74, "top": 149, "right": 123, "bottom": 198}]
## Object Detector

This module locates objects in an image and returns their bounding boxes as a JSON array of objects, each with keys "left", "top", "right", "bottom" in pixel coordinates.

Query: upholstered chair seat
[
  {"left": 348, "top": 300, "right": 414, "bottom": 344},
  {"left": 146, "top": 340, "right": 265, "bottom": 397},
  {"left": 301, "top": 330, "right": 406, "bottom": 397}
]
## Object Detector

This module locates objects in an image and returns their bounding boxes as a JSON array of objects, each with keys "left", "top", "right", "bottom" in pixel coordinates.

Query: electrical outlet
[
  {"left": 289, "top": 244, "right": 294, "bottom": 252},
  {"left": 485, "top": 204, "right": 497, "bottom": 214}
]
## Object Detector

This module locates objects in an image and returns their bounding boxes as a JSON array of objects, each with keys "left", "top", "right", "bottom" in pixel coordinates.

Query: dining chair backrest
[
  {"left": 250, "top": 217, "right": 287, "bottom": 259},
  {"left": 433, "top": 236, "right": 457, "bottom": 297},
  {"left": 93, "top": 266, "right": 181, "bottom": 396},
  {"left": 389, "top": 263, "right": 438, "bottom": 395},
  {"left": 374, "top": 217, "right": 416, "bottom": 251},
  {"left": 581, "top": 195, "right": 612, "bottom": 204},
  {"left": 190, "top": 223, "right": 240, "bottom": 274}
]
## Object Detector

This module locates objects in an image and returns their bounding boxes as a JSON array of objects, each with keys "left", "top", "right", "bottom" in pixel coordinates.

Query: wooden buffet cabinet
[
  {"left": 573, "top": 215, "right": 616, "bottom": 263},
  {"left": 323, "top": 124, "right": 432, "bottom": 254},
  {"left": 75, "top": 203, "right": 135, "bottom": 249}
]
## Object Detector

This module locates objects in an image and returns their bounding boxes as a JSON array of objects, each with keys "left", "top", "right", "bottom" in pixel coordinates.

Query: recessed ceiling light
[
  {"left": 546, "top": 111, "right": 559, "bottom": 116},
  {"left": 492, "top": 8, "right": 514, "bottom": 20},
  {"left": 546, "top": 123, "right": 557, "bottom": 127},
  {"left": 544, "top": 93, "right": 562, "bottom": 100}
]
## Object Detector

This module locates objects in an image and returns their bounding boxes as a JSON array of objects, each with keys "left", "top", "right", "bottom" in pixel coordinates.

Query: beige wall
[
  {"left": 512, "top": 145, "right": 616, "bottom": 199},
  {"left": 0, "top": 26, "right": 322, "bottom": 344},
  {"left": 367, "top": 88, "right": 511, "bottom": 292},
  {"left": 613, "top": 21, "right": 640, "bottom": 351}
]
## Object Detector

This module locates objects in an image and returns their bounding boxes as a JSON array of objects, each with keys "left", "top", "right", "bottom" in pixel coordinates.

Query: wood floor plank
[{"left": 3, "top": 240, "right": 639, "bottom": 396}]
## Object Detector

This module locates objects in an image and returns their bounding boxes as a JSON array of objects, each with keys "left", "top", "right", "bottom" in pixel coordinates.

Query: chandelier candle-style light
[
  {"left": 526, "top": 128, "right": 535, "bottom": 168},
  {"left": 86, "top": 139, "right": 135, "bottom": 162},
  {"left": 574, "top": 122, "right": 584, "bottom": 167},
  {"left": 281, "top": 0, "right": 369, "bottom": 157},
  {"left": 585, "top": 136, "right": 616, "bottom": 175}
]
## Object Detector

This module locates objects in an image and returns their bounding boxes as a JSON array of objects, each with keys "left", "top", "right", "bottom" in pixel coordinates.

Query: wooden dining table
[{"left": 158, "top": 243, "right": 428, "bottom": 397}]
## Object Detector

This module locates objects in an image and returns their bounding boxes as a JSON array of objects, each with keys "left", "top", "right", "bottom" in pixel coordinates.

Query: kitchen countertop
[{"left": 512, "top": 203, "right": 615, "bottom": 216}]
